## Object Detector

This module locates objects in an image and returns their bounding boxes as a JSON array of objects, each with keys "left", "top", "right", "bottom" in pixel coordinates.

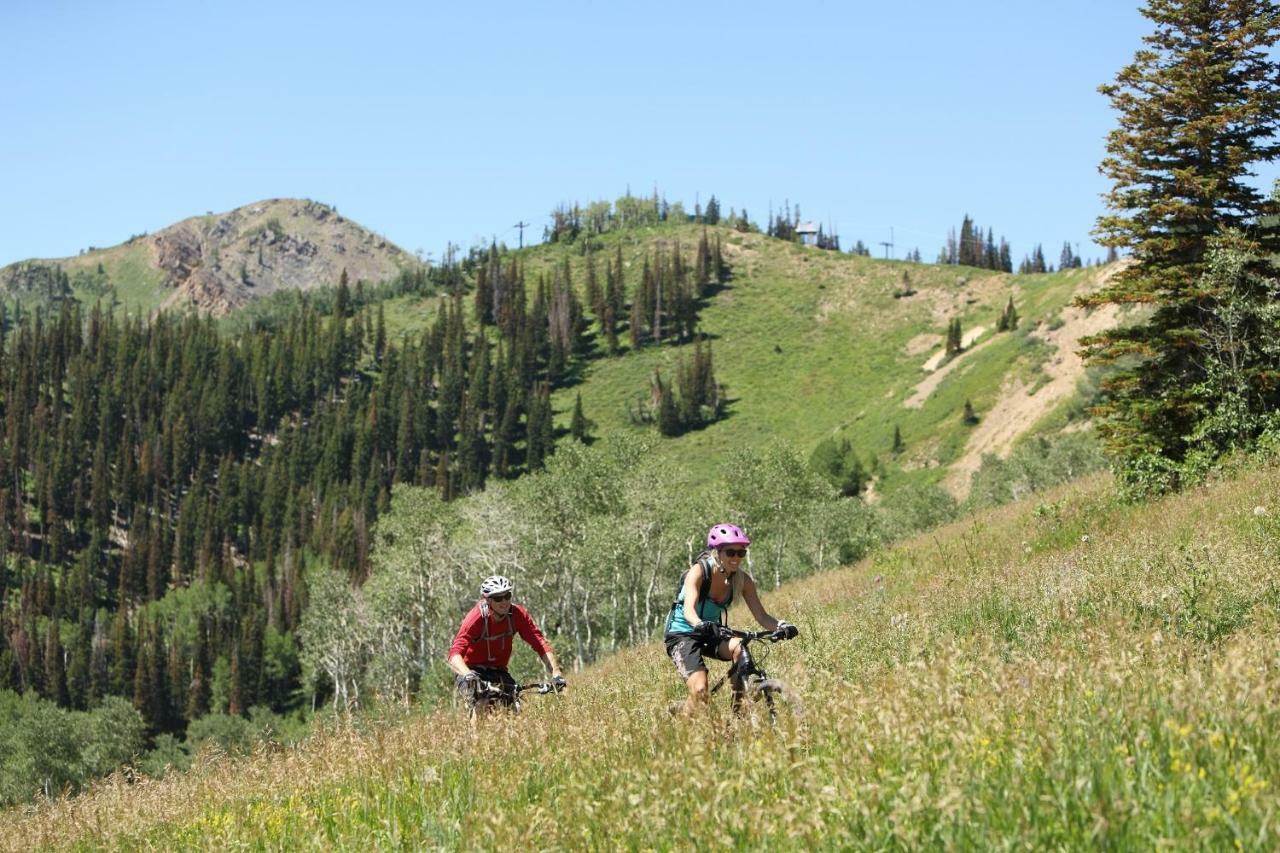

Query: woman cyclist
[{"left": 664, "top": 523, "right": 798, "bottom": 715}]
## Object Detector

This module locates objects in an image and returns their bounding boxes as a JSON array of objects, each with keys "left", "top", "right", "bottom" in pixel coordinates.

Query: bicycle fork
[{"left": 727, "top": 646, "right": 759, "bottom": 716}]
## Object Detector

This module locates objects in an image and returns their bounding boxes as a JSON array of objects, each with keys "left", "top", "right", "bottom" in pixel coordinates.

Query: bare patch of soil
[
  {"left": 941, "top": 302, "right": 1121, "bottom": 499},
  {"left": 907, "top": 325, "right": 992, "bottom": 407},
  {"left": 904, "top": 333, "right": 940, "bottom": 357},
  {"left": 918, "top": 273, "right": 1008, "bottom": 325}
]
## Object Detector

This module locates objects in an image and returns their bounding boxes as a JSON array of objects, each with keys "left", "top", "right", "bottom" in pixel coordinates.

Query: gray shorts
[{"left": 665, "top": 633, "right": 731, "bottom": 680}]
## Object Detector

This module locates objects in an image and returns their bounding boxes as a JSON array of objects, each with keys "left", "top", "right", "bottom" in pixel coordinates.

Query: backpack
[{"left": 670, "top": 553, "right": 733, "bottom": 626}]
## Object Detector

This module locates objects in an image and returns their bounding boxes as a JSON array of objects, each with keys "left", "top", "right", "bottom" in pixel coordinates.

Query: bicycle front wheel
[{"left": 754, "top": 678, "right": 803, "bottom": 727}]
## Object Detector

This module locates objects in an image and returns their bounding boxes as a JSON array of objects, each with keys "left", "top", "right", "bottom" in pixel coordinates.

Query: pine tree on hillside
[
  {"left": 996, "top": 295, "right": 1019, "bottom": 332},
  {"left": 1021, "top": 244, "right": 1048, "bottom": 274},
  {"left": 696, "top": 230, "right": 711, "bottom": 287},
  {"left": 704, "top": 195, "right": 721, "bottom": 225},
  {"left": 958, "top": 216, "right": 976, "bottom": 266},
  {"left": 525, "top": 383, "right": 554, "bottom": 471},
  {"left": 569, "top": 392, "right": 592, "bottom": 443},
  {"left": 1082, "top": 0, "right": 1280, "bottom": 490},
  {"left": 655, "top": 371, "right": 681, "bottom": 437},
  {"left": 492, "top": 391, "right": 521, "bottom": 478},
  {"left": 946, "top": 318, "right": 963, "bottom": 357},
  {"left": 474, "top": 263, "right": 493, "bottom": 326},
  {"left": 1059, "top": 242, "right": 1082, "bottom": 270},
  {"left": 584, "top": 249, "right": 604, "bottom": 329},
  {"left": 651, "top": 249, "right": 665, "bottom": 344}
]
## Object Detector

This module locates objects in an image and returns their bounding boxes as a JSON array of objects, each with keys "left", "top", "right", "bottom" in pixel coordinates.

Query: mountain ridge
[{"left": 0, "top": 198, "right": 420, "bottom": 315}]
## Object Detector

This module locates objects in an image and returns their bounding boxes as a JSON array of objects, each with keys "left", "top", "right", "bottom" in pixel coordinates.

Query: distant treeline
[
  {"left": 0, "top": 231, "right": 730, "bottom": 741},
  {"left": 544, "top": 193, "right": 752, "bottom": 243}
]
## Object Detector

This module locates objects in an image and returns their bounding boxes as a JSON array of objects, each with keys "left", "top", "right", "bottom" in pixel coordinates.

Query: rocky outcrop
[
  {"left": 153, "top": 226, "right": 203, "bottom": 283},
  {"left": 0, "top": 261, "right": 73, "bottom": 302},
  {"left": 149, "top": 198, "right": 416, "bottom": 315},
  {"left": 1, "top": 198, "right": 420, "bottom": 316}
]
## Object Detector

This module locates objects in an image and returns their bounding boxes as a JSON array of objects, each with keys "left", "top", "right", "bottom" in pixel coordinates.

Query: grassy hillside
[
  {"left": 9, "top": 454, "right": 1279, "bottom": 849},
  {"left": 2, "top": 212, "right": 1107, "bottom": 498},
  {"left": 509, "top": 224, "right": 1104, "bottom": 492},
  {"left": 0, "top": 239, "right": 170, "bottom": 316},
  {"left": 60, "top": 239, "right": 172, "bottom": 314}
]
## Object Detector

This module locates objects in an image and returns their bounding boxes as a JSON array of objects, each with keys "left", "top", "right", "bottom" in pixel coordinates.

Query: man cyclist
[{"left": 447, "top": 575, "right": 566, "bottom": 710}]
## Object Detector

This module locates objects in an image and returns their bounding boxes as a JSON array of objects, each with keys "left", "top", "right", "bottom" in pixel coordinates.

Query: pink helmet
[{"left": 707, "top": 523, "right": 750, "bottom": 550}]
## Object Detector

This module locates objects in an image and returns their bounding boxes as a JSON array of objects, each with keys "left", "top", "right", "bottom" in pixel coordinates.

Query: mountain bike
[
  {"left": 708, "top": 627, "right": 801, "bottom": 724},
  {"left": 467, "top": 677, "right": 562, "bottom": 720}
]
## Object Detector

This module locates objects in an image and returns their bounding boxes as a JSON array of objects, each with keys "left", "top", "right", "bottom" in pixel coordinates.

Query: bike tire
[
  {"left": 754, "top": 678, "right": 803, "bottom": 727},
  {"left": 468, "top": 687, "right": 520, "bottom": 721}
]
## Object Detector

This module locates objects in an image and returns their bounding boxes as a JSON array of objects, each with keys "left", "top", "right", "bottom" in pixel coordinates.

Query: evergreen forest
[{"left": 0, "top": 222, "right": 731, "bottom": 747}]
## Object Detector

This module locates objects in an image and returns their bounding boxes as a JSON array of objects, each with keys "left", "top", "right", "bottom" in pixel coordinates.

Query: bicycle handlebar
[
  {"left": 519, "top": 682, "right": 560, "bottom": 695},
  {"left": 476, "top": 680, "right": 562, "bottom": 697},
  {"left": 726, "top": 628, "right": 791, "bottom": 642}
]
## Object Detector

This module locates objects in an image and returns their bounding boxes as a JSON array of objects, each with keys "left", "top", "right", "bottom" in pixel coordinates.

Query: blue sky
[{"left": 2, "top": 1, "right": 1267, "bottom": 268}]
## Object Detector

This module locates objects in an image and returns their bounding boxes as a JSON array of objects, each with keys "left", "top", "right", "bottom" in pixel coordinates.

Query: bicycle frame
[
  {"left": 707, "top": 628, "right": 792, "bottom": 718},
  {"left": 469, "top": 679, "right": 559, "bottom": 716}
]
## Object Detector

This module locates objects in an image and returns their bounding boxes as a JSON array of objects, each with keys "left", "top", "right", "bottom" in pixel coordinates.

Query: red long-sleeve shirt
[{"left": 448, "top": 601, "right": 552, "bottom": 668}]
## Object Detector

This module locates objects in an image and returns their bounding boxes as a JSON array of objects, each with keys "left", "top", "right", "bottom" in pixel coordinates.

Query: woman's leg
[
  {"left": 723, "top": 638, "right": 748, "bottom": 713},
  {"left": 683, "top": 669, "right": 710, "bottom": 714}
]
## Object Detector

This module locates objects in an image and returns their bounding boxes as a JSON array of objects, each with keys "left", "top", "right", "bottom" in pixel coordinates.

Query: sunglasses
[
  {"left": 487, "top": 592, "right": 512, "bottom": 602},
  {"left": 721, "top": 548, "right": 748, "bottom": 558}
]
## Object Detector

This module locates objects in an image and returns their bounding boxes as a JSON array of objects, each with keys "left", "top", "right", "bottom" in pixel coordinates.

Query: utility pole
[
  {"left": 879, "top": 227, "right": 895, "bottom": 260},
  {"left": 514, "top": 220, "right": 529, "bottom": 249}
]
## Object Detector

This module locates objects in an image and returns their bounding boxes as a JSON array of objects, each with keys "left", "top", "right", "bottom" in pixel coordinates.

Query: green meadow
[
  {"left": 9, "top": 452, "right": 1279, "bottom": 849},
  {"left": 515, "top": 224, "right": 1096, "bottom": 488}
]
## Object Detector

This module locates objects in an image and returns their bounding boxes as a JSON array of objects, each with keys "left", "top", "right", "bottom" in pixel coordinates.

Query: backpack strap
[
  {"left": 476, "top": 599, "right": 515, "bottom": 662},
  {"left": 671, "top": 555, "right": 727, "bottom": 625},
  {"left": 698, "top": 556, "right": 720, "bottom": 618}
]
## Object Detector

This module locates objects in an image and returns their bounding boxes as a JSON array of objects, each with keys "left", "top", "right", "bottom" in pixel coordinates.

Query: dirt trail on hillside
[
  {"left": 907, "top": 326, "right": 990, "bottom": 407},
  {"left": 941, "top": 302, "right": 1120, "bottom": 499}
]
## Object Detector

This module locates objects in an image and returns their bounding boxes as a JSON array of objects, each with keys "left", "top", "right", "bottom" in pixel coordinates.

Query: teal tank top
[{"left": 665, "top": 561, "right": 733, "bottom": 635}]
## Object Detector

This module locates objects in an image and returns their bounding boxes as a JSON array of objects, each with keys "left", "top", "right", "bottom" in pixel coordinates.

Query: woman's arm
[
  {"left": 741, "top": 573, "right": 780, "bottom": 630},
  {"left": 682, "top": 563, "right": 707, "bottom": 627}
]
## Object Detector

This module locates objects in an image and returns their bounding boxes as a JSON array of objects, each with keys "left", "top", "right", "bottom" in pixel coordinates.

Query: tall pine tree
[{"left": 1082, "top": 0, "right": 1280, "bottom": 491}]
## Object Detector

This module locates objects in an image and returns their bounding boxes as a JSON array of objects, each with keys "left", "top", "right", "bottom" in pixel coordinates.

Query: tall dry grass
[{"left": 5, "top": 464, "right": 1280, "bottom": 849}]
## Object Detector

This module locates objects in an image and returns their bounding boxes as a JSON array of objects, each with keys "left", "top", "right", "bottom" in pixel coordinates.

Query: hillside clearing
[
  {"left": 907, "top": 329, "right": 997, "bottom": 408},
  {"left": 9, "top": 458, "right": 1280, "bottom": 849},
  {"left": 919, "top": 324, "right": 989, "bottom": 374},
  {"left": 941, "top": 303, "right": 1122, "bottom": 498},
  {"left": 530, "top": 225, "right": 1114, "bottom": 490}
]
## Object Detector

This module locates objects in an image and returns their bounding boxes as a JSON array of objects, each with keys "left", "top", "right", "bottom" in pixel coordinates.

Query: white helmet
[{"left": 480, "top": 575, "right": 514, "bottom": 597}]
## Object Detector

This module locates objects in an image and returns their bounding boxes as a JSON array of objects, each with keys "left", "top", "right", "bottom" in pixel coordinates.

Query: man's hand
[
  {"left": 552, "top": 675, "right": 567, "bottom": 692},
  {"left": 456, "top": 671, "right": 479, "bottom": 689}
]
